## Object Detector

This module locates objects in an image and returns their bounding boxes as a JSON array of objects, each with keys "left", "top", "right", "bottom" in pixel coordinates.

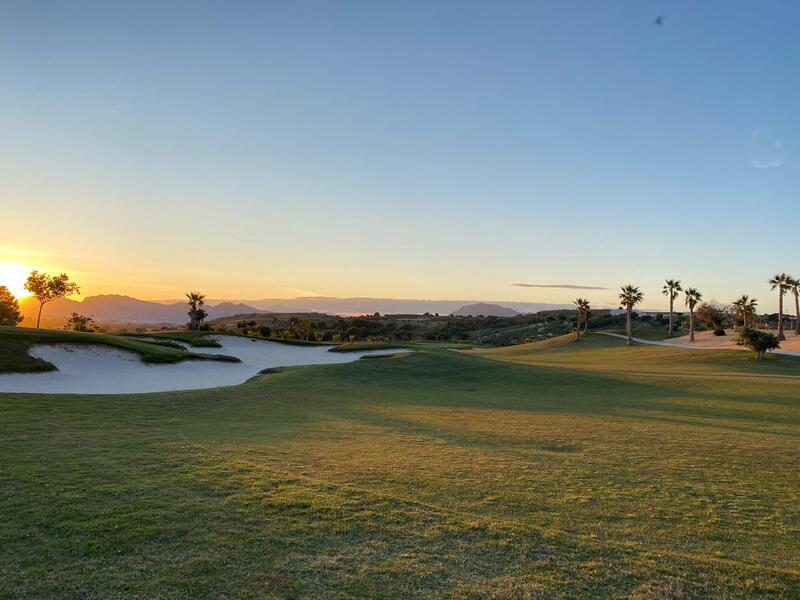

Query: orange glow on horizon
[{"left": 0, "top": 262, "right": 34, "bottom": 299}]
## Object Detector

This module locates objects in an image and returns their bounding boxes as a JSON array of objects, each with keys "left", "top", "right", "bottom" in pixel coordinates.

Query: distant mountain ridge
[
  {"left": 199, "top": 296, "right": 572, "bottom": 316},
  {"left": 451, "top": 303, "right": 521, "bottom": 317},
  {"left": 19, "top": 295, "right": 265, "bottom": 327},
  {"left": 18, "top": 294, "right": 572, "bottom": 327}
]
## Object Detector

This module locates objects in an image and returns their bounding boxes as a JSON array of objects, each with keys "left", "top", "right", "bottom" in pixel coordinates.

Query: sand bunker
[{"left": 0, "top": 335, "right": 408, "bottom": 395}]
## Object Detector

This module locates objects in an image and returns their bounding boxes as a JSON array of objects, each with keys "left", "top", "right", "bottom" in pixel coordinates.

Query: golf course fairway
[{"left": 1, "top": 334, "right": 798, "bottom": 598}]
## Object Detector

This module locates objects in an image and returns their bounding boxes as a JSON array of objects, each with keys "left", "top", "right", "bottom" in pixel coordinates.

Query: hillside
[{"left": 450, "top": 302, "right": 520, "bottom": 317}]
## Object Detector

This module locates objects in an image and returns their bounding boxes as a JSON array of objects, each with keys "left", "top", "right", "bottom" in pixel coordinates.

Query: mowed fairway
[{"left": 2, "top": 335, "right": 799, "bottom": 598}]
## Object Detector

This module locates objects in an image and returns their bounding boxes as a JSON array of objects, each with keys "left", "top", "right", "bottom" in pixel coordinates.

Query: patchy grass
[
  {"left": 122, "top": 330, "right": 224, "bottom": 348},
  {"left": 0, "top": 326, "right": 239, "bottom": 373},
  {"left": 330, "top": 342, "right": 415, "bottom": 352},
  {"left": 1, "top": 337, "right": 799, "bottom": 597},
  {"left": 597, "top": 320, "right": 672, "bottom": 341}
]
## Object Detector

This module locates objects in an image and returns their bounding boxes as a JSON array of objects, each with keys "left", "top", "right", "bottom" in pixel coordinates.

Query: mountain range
[
  {"left": 18, "top": 294, "right": 572, "bottom": 327},
  {"left": 18, "top": 295, "right": 265, "bottom": 328}
]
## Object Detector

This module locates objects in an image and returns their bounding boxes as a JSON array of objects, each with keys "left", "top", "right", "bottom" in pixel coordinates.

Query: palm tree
[
  {"left": 572, "top": 298, "right": 583, "bottom": 341},
  {"left": 186, "top": 291, "right": 207, "bottom": 331},
  {"left": 618, "top": 285, "right": 644, "bottom": 346},
  {"left": 789, "top": 277, "right": 800, "bottom": 336},
  {"left": 684, "top": 287, "right": 702, "bottom": 342},
  {"left": 572, "top": 298, "right": 590, "bottom": 341},
  {"left": 582, "top": 299, "right": 591, "bottom": 334},
  {"left": 768, "top": 273, "right": 792, "bottom": 341},
  {"left": 732, "top": 295, "right": 758, "bottom": 329},
  {"left": 661, "top": 279, "right": 682, "bottom": 337}
]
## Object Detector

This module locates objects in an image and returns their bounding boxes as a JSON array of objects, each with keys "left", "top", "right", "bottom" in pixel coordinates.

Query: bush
[
  {"left": 713, "top": 328, "right": 726, "bottom": 336},
  {"left": 65, "top": 312, "right": 95, "bottom": 332},
  {"left": 736, "top": 328, "right": 780, "bottom": 359}
]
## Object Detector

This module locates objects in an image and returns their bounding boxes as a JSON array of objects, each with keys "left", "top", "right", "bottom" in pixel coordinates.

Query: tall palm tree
[
  {"left": 768, "top": 273, "right": 792, "bottom": 341},
  {"left": 186, "top": 291, "right": 207, "bottom": 331},
  {"left": 618, "top": 285, "right": 644, "bottom": 346},
  {"left": 684, "top": 288, "right": 702, "bottom": 342},
  {"left": 582, "top": 299, "right": 591, "bottom": 334},
  {"left": 789, "top": 277, "right": 800, "bottom": 336},
  {"left": 732, "top": 295, "right": 758, "bottom": 329},
  {"left": 572, "top": 298, "right": 591, "bottom": 340},
  {"left": 661, "top": 279, "right": 682, "bottom": 337},
  {"left": 572, "top": 298, "right": 584, "bottom": 341}
]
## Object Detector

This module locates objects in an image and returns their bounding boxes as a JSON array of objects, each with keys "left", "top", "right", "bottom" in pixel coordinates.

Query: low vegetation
[{"left": 736, "top": 328, "right": 781, "bottom": 359}]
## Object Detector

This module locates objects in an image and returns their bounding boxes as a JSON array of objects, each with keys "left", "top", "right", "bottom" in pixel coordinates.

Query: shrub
[
  {"left": 736, "top": 328, "right": 780, "bottom": 359},
  {"left": 65, "top": 312, "right": 96, "bottom": 332},
  {"left": 713, "top": 327, "right": 726, "bottom": 336}
]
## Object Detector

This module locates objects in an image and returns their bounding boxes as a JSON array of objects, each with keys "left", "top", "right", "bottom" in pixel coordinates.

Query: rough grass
[
  {"left": 1, "top": 337, "right": 799, "bottom": 597},
  {"left": 0, "top": 326, "right": 240, "bottom": 373},
  {"left": 121, "top": 331, "right": 224, "bottom": 348}
]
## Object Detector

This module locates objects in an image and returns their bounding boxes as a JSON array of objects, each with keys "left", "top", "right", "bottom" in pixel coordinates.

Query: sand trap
[{"left": 0, "top": 335, "right": 409, "bottom": 395}]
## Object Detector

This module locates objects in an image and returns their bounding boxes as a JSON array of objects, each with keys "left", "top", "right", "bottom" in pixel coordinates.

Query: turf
[
  {"left": 0, "top": 326, "right": 239, "bottom": 373},
  {"left": 1, "top": 335, "right": 798, "bottom": 597},
  {"left": 121, "top": 331, "right": 224, "bottom": 348}
]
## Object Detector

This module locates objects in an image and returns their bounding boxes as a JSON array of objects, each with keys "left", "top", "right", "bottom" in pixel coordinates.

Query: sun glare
[{"left": 0, "top": 262, "right": 33, "bottom": 299}]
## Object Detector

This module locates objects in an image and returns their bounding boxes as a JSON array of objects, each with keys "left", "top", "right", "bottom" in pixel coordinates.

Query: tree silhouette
[
  {"left": 186, "top": 291, "right": 207, "bottom": 331},
  {"left": 24, "top": 270, "right": 80, "bottom": 329},
  {"left": 0, "top": 286, "right": 23, "bottom": 326}
]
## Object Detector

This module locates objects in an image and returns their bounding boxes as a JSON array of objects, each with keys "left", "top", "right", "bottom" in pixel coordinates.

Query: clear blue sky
[{"left": 1, "top": 1, "right": 798, "bottom": 309}]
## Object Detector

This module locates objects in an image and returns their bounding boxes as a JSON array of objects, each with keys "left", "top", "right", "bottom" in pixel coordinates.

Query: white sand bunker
[{"left": 0, "top": 336, "right": 408, "bottom": 395}]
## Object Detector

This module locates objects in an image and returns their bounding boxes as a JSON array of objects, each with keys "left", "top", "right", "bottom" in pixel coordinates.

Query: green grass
[
  {"left": 121, "top": 330, "right": 224, "bottom": 348},
  {"left": 598, "top": 320, "right": 672, "bottom": 341},
  {"left": 330, "top": 341, "right": 416, "bottom": 352},
  {"left": 0, "top": 326, "right": 240, "bottom": 373},
  {"left": 470, "top": 332, "right": 800, "bottom": 377},
  {"left": 1, "top": 335, "right": 799, "bottom": 597}
]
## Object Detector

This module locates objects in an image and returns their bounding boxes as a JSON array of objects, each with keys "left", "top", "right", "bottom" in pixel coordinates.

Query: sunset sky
[{"left": 1, "top": 1, "right": 798, "bottom": 310}]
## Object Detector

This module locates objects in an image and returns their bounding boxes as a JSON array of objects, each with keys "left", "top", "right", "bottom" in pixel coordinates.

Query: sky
[{"left": 1, "top": 1, "right": 798, "bottom": 310}]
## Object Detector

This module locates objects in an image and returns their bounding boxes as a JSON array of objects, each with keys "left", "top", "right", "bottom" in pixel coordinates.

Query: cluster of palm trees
[
  {"left": 186, "top": 291, "right": 207, "bottom": 331},
  {"left": 573, "top": 274, "right": 800, "bottom": 347}
]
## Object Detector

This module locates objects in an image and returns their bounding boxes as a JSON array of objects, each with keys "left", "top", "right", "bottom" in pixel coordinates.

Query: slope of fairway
[
  {"left": 1, "top": 342, "right": 799, "bottom": 597},
  {"left": 469, "top": 332, "right": 800, "bottom": 378}
]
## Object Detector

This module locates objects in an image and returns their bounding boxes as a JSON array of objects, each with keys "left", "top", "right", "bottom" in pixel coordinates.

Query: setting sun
[{"left": 0, "top": 262, "right": 33, "bottom": 299}]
